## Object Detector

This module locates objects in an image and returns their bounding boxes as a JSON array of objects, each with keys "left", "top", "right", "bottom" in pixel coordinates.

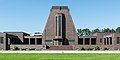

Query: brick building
[{"left": 0, "top": 6, "right": 120, "bottom": 50}]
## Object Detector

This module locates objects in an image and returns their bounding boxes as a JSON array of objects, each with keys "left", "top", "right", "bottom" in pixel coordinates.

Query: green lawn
[{"left": 0, "top": 53, "right": 119, "bottom": 60}]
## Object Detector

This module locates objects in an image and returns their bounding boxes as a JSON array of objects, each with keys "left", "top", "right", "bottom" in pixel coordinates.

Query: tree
[
  {"left": 111, "top": 29, "right": 115, "bottom": 32},
  {"left": 91, "top": 28, "right": 101, "bottom": 34},
  {"left": 35, "top": 32, "right": 41, "bottom": 34},
  {"left": 82, "top": 28, "right": 91, "bottom": 36},
  {"left": 103, "top": 28, "right": 110, "bottom": 32},
  {"left": 77, "top": 28, "right": 116, "bottom": 36},
  {"left": 99, "top": 28, "right": 115, "bottom": 33},
  {"left": 116, "top": 27, "right": 120, "bottom": 33},
  {"left": 102, "top": 28, "right": 112, "bottom": 32},
  {"left": 77, "top": 28, "right": 91, "bottom": 36},
  {"left": 77, "top": 29, "right": 83, "bottom": 36}
]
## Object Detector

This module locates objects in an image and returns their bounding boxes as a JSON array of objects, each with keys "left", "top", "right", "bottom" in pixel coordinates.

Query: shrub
[
  {"left": 21, "top": 48, "right": 27, "bottom": 50},
  {"left": 13, "top": 46, "right": 20, "bottom": 50},
  {"left": 87, "top": 48, "right": 94, "bottom": 50},
  {"left": 94, "top": 46, "right": 100, "bottom": 50},
  {"left": 29, "top": 48, "right": 36, "bottom": 50},
  {"left": 104, "top": 48, "right": 109, "bottom": 50},
  {"left": 81, "top": 47, "right": 85, "bottom": 50}
]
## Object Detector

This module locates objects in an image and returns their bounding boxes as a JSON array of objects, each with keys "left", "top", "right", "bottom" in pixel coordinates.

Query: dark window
[
  {"left": 59, "top": 16, "right": 61, "bottom": 36},
  {"left": 91, "top": 38, "right": 96, "bottom": 45},
  {"left": 24, "top": 38, "right": 29, "bottom": 44},
  {"left": 104, "top": 38, "right": 106, "bottom": 45},
  {"left": 45, "top": 40, "right": 52, "bottom": 42},
  {"left": 78, "top": 38, "right": 83, "bottom": 45},
  {"left": 10, "top": 38, "right": 16, "bottom": 44},
  {"left": 12, "top": 38, "right": 17, "bottom": 44},
  {"left": 0, "top": 37, "right": 4, "bottom": 44},
  {"left": 30, "top": 38, "right": 35, "bottom": 44},
  {"left": 117, "top": 37, "right": 120, "bottom": 44},
  {"left": 107, "top": 38, "right": 109, "bottom": 45},
  {"left": 56, "top": 16, "right": 57, "bottom": 36},
  {"left": 85, "top": 38, "right": 90, "bottom": 45},
  {"left": 110, "top": 37, "right": 112, "bottom": 45},
  {"left": 37, "top": 38, "right": 42, "bottom": 44}
]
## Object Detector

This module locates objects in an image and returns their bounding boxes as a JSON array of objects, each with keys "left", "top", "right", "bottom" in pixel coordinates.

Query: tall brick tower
[{"left": 42, "top": 6, "right": 78, "bottom": 49}]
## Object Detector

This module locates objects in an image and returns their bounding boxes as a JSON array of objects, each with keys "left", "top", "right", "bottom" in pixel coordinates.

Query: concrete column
[
  {"left": 35, "top": 38, "right": 37, "bottom": 45},
  {"left": 83, "top": 38, "right": 85, "bottom": 45},
  {"left": 90, "top": 38, "right": 91, "bottom": 45},
  {"left": 29, "top": 38, "right": 30, "bottom": 45},
  {"left": 57, "top": 40, "right": 58, "bottom": 46},
  {"left": 103, "top": 38, "right": 104, "bottom": 45},
  {"left": 4, "top": 33, "right": 7, "bottom": 50},
  {"left": 8, "top": 38, "right": 10, "bottom": 45},
  {"left": 57, "top": 15, "right": 59, "bottom": 37},
  {"left": 61, "top": 15, "right": 62, "bottom": 37},
  {"left": 90, "top": 38, "right": 92, "bottom": 45}
]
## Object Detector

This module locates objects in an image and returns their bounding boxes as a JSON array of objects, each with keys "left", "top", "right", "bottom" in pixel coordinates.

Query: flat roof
[
  {"left": 24, "top": 36, "right": 42, "bottom": 38},
  {"left": 4, "top": 32, "right": 29, "bottom": 34},
  {"left": 79, "top": 36, "right": 97, "bottom": 38}
]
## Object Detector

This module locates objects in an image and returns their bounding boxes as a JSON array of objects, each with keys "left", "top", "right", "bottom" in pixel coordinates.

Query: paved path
[{"left": 0, "top": 50, "right": 120, "bottom": 53}]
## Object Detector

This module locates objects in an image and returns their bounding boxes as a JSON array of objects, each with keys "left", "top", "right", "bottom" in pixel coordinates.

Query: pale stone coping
[{"left": 0, "top": 50, "right": 120, "bottom": 53}]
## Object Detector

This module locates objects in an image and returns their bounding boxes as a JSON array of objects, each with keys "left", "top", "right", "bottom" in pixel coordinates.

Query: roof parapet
[{"left": 51, "top": 6, "right": 69, "bottom": 11}]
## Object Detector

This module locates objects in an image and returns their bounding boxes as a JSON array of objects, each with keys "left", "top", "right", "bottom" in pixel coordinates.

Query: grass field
[{"left": 0, "top": 53, "right": 119, "bottom": 60}]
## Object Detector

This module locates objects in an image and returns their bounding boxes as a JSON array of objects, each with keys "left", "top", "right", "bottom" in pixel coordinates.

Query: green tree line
[{"left": 77, "top": 27, "right": 120, "bottom": 36}]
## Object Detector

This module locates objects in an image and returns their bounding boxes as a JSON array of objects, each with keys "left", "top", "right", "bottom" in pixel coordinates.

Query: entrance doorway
[{"left": 53, "top": 39, "right": 62, "bottom": 46}]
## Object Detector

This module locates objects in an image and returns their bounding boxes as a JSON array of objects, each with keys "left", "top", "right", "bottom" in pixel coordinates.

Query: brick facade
[{"left": 0, "top": 6, "right": 120, "bottom": 50}]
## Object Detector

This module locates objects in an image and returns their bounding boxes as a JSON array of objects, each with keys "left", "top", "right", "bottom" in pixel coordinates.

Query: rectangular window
[
  {"left": 37, "top": 38, "right": 42, "bottom": 44},
  {"left": 104, "top": 38, "right": 106, "bottom": 45},
  {"left": 0, "top": 37, "right": 4, "bottom": 44},
  {"left": 85, "top": 38, "right": 90, "bottom": 45},
  {"left": 110, "top": 37, "right": 112, "bottom": 45},
  {"left": 24, "top": 38, "right": 29, "bottom": 44},
  {"left": 30, "top": 38, "right": 35, "bottom": 44},
  {"left": 107, "top": 38, "right": 109, "bottom": 45},
  {"left": 78, "top": 38, "right": 83, "bottom": 45},
  {"left": 56, "top": 16, "right": 57, "bottom": 36},
  {"left": 45, "top": 40, "right": 52, "bottom": 42},
  {"left": 59, "top": 16, "right": 61, "bottom": 36},
  {"left": 117, "top": 37, "right": 119, "bottom": 44},
  {"left": 91, "top": 38, "right": 96, "bottom": 45}
]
